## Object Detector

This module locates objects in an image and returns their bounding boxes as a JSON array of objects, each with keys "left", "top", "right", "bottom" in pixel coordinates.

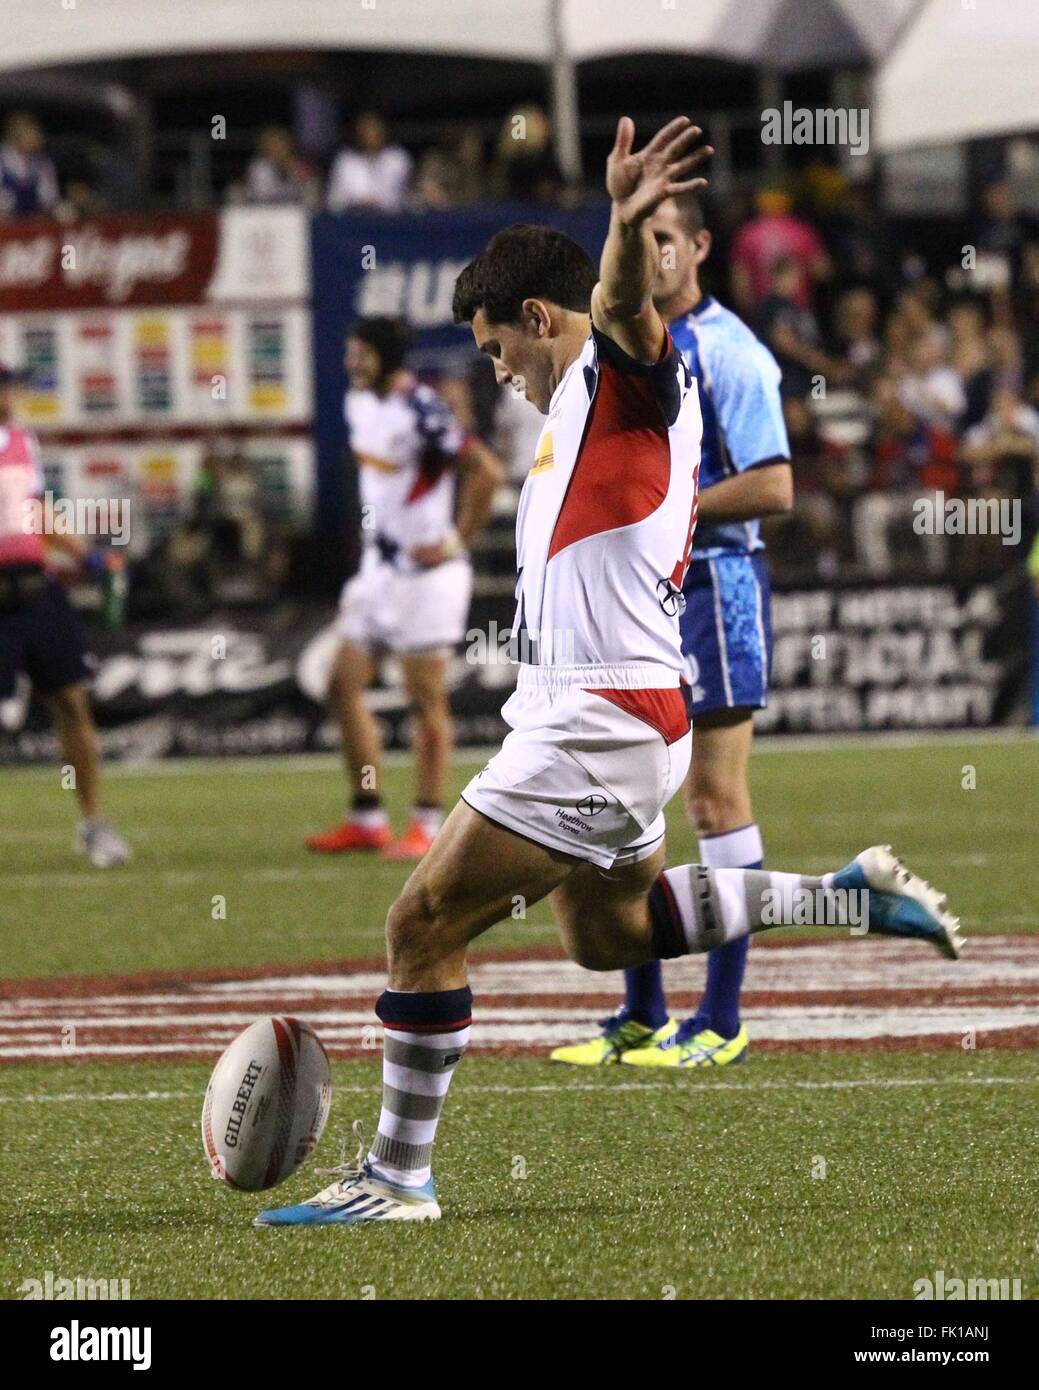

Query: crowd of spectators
[
  {"left": 236, "top": 106, "right": 568, "bottom": 213},
  {"left": 0, "top": 103, "right": 569, "bottom": 221},
  {"left": 704, "top": 174, "right": 1039, "bottom": 582},
  {"left": 3, "top": 101, "right": 1038, "bottom": 589}
]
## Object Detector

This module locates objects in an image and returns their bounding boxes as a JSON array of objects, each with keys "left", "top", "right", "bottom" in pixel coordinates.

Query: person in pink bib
[{"left": 0, "top": 364, "right": 130, "bottom": 868}]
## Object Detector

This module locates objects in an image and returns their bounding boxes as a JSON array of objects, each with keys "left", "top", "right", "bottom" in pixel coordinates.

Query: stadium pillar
[{"left": 548, "top": 0, "right": 583, "bottom": 186}]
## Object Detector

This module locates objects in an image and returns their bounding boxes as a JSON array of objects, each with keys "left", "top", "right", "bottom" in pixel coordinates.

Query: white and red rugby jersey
[
  {"left": 513, "top": 326, "right": 701, "bottom": 675},
  {"left": 347, "top": 379, "right": 468, "bottom": 574},
  {"left": 0, "top": 424, "right": 46, "bottom": 569}
]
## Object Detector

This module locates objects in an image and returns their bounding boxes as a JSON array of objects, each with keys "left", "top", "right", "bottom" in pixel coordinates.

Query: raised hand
[{"left": 606, "top": 116, "right": 712, "bottom": 227}]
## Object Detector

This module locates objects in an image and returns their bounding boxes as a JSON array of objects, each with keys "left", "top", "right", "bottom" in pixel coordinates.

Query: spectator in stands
[
  {"left": 326, "top": 111, "right": 412, "bottom": 213},
  {"left": 975, "top": 179, "right": 1035, "bottom": 293},
  {"left": 756, "top": 257, "right": 852, "bottom": 401},
  {"left": 821, "top": 181, "right": 889, "bottom": 292},
  {"left": 0, "top": 112, "right": 60, "bottom": 219},
  {"left": 885, "top": 284, "right": 946, "bottom": 366},
  {"left": 962, "top": 386, "right": 1039, "bottom": 494},
  {"left": 855, "top": 374, "right": 961, "bottom": 575},
  {"left": 244, "top": 126, "right": 319, "bottom": 206},
  {"left": 765, "top": 395, "right": 846, "bottom": 579},
  {"left": 730, "top": 187, "right": 830, "bottom": 312},
  {"left": 833, "top": 286, "right": 882, "bottom": 377},
  {"left": 897, "top": 333, "right": 966, "bottom": 432},
  {"left": 1016, "top": 243, "right": 1039, "bottom": 385},
  {"left": 948, "top": 298, "right": 995, "bottom": 428},
  {"left": 414, "top": 125, "right": 484, "bottom": 208},
  {"left": 490, "top": 105, "right": 563, "bottom": 204}
]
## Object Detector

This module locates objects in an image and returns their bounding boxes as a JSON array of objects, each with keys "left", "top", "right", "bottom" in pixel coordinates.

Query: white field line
[
  {"left": 4, "top": 1004, "right": 1039, "bottom": 1035},
  {"left": 0, "top": 1075, "right": 1036, "bottom": 1106},
  {"left": 2, "top": 937, "right": 1035, "bottom": 1013},
  {"left": 5, "top": 1008, "right": 1039, "bottom": 1057}
]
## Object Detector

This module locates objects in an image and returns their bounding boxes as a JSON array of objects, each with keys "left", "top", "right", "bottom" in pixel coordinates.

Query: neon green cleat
[
  {"left": 549, "top": 1012, "right": 678, "bottom": 1066},
  {"left": 621, "top": 1023, "right": 750, "bottom": 1068}
]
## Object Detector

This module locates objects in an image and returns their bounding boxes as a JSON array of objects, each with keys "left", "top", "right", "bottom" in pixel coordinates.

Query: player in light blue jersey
[{"left": 552, "top": 192, "right": 793, "bottom": 1068}]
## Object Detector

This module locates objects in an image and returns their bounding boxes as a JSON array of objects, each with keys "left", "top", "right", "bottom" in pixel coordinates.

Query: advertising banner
[
  {"left": 0, "top": 208, "right": 314, "bottom": 540},
  {"left": 0, "top": 573, "right": 1031, "bottom": 764},
  {"left": 309, "top": 202, "right": 611, "bottom": 529}
]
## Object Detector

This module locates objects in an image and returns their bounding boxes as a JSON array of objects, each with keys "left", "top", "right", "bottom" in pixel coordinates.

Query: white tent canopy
[
  {"left": 2, "top": 0, "right": 915, "bottom": 72},
  {"left": 876, "top": 0, "right": 1039, "bottom": 151}
]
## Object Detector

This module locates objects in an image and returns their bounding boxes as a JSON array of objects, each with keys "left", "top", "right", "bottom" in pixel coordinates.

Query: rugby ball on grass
[{"left": 202, "top": 1016, "right": 331, "bottom": 1191}]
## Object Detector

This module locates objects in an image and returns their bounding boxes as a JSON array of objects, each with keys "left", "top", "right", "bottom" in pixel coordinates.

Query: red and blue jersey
[{"left": 515, "top": 326, "right": 702, "bottom": 674}]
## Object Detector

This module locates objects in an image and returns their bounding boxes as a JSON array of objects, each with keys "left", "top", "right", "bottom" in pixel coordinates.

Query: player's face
[
  {"left": 471, "top": 307, "right": 553, "bottom": 414},
  {"left": 648, "top": 202, "right": 707, "bottom": 306},
  {"left": 345, "top": 337, "right": 383, "bottom": 391}
]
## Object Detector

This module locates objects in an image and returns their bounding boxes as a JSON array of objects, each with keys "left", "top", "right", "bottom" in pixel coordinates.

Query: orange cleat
[
  {"left": 306, "top": 820, "right": 391, "bottom": 853},
  {"left": 381, "top": 822, "right": 435, "bottom": 861}
]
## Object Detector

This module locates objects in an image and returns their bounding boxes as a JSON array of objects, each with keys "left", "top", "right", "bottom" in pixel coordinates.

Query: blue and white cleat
[
  {"left": 254, "top": 1125, "right": 441, "bottom": 1227},
  {"left": 833, "top": 845, "right": 965, "bottom": 960}
]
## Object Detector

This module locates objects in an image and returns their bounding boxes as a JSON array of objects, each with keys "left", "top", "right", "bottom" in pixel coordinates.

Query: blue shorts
[
  {"left": 679, "top": 552, "right": 773, "bottom": 715},
  {"left": 0, "top": 578, "right": 92, "bottom": 699}
]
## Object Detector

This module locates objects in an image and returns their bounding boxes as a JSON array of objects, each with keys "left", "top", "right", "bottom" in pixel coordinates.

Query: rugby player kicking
[
  {"left": 552, "top": 191, "right": 793, "bottom": 1069},
  {"left": 257, "top": 117, "right": 962, "bottom": 1227},
  {"left": 0, "top": 365, "right": 130, "bottom": 868},
  {"left": 307, "top": 316, "right": 503, "bottom": 860}
]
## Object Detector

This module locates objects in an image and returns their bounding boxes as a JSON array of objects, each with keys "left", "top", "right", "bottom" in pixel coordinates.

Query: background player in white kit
[
  {"left": 257, "top": 117, "right": 962, "bottom": 1228},
  {"left": 307, "top": 316, "right": 503, "bottom": 860}
]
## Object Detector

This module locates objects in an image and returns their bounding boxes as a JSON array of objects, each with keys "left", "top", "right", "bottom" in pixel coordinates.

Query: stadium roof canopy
[
  {"left": 875, "top": 0, "right": 1039, "bottom": 150},
  {"left": 1, "top": 0, "right": 916, "bottom": 72}
]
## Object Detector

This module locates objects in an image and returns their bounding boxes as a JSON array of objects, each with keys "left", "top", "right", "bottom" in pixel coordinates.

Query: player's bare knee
[
  {"left": 689, "top": 785, "right": 746, "bottom": 835},
  {"left": 384, "top": 879, "right": 451, "bottom": 974},
  {"left": 48, "top": 684, "right": 88, "bottom": 725},
  {"left": 410, "top": 688, "right": 448, "bottom": 725}
]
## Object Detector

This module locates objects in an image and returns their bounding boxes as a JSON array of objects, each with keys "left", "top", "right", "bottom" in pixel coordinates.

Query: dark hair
[
  {"left": 350, "top": 316, "right": 411, "bottom": 376},
  {"left": 452, "top": 223, "right": 596, "bottom": 325},
  {"left": 671, "top": 191, "right": 707, "bottom": 236}
]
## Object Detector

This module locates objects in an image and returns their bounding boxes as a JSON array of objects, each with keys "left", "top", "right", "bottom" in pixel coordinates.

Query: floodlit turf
[
  {"left": 2, "top": 735, "right": 1038, "bottom": 1299},
  {"left": 2, "top": 734, "right": 1037, "bottom": 979},
  {"left": 1, "top": 1051, "right": 1037, "bottom": 1300}
]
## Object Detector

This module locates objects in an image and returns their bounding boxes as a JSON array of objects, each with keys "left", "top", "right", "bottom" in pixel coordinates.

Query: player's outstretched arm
[{"left": 591, "top": 116, "right": 712, "bottom": 363}]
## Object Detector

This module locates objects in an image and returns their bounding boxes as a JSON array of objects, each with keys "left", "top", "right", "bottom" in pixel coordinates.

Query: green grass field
[
  {"left": 2, "top": 734, "right": 1035, "bottom": 977},
  {"left": 2, "top": 1052, "right": 1037, "bottom": 1301},
  {"left": 1, "top": 734, "right": 1038, "bottom": 1300}
]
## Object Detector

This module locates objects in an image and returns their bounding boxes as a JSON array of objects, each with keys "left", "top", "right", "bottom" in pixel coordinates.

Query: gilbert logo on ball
[{"left": 201, "top": 1016, "right": 332, "bottom": 1191}]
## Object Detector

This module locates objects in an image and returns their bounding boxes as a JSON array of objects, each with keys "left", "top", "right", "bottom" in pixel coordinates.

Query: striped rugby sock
[
  {"left": 369, "top": 986, "right": 472, "bottom": 1188},
  {"left": 650, "top": 865, "right": 837, "bottom": 957}
]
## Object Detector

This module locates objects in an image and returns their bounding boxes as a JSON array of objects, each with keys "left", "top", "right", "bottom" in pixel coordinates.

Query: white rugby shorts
[
  {"left": 461, "top": 662, "right": 692, "bottom": 871},
  {"left": 337, "top": 551, "right": 473, "bottom": 654}
]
